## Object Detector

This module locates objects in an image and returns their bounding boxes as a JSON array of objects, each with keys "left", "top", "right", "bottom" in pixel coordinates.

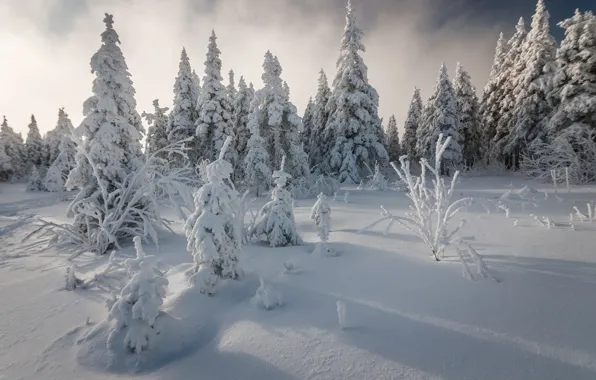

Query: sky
[{"left": 0, "top": 0, "right": 591, "bottom": 136}]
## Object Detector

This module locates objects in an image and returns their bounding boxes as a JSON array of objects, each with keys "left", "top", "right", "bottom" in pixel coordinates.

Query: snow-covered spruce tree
[
  {"left": 25, "top": 115, "right": 45, "bottom": 170},
  {"left": 325, "top": 0, "right": 388, "bottom": 184},
  {"left": 1, "top": 116, "right": 27, "bottom": 181},
  {"left": 108, "top": 237, "right": 168, "bottom": 354},
  {"left": 231, "top": 76, "right": 254, "bottom": 182},
  {"left": 44, "top": 108, "right": 74, "bottom": 167},
  {"left": 419, "top": 64, "right": 463, "bottom": 174},
  {"left": 26, "top": 166, "right": 45, "bottom": 191},
  {"left": 0, "top": 140, "right": 11, "bottom": 181},
  {"left": 547, "top": 10, "right": 596, "bottom": 140},
  {"left": 492, "top": 18, "right": 528, "bottom": 167},
  {"left": 244, "top": 111, "right": 271, "bottom": 196},
  {"left": 310, "top": 192, "right": 331, "bottom": 254},
  {"left": 248, "top": 51, "right": 309, "bottom": 181},
  {"left": 226, "top": 70, "right": 237, "bottom": 107},
  {"left": 453, "top": 62, "right": 481, "bottom": 167},
  {"left": 65, "top": 14, "right": 146, "bottom": 254},
  {"left": 251, "top": 156, "right": 301, "bottom": 247},
  {"left": 142, "top": 99, "right": 170, "bottom": 155},
  {"left": 192, "top": 69, "right": 201, "bottom": 98},
  {"left": 44, "top": 133, "right": 77, "bottom": 192},
  {"left": 385, "top": 115, "right": 401, "bottom": 162},
  {"left": 168, "top": 48, "right": 200, "bottom": 165},
  {"left": 505, "top": 0, "right": 557, "bottom": 169},
  {"left": 185, "top": 136, "right": 241, "bottom": 294},
  {"left": 479, "top": 32, "right": 508, "bottom": 161},
  {"left": 301, "top": 97, "right": 315, "bottom": 155},
  {"left": 196, "top": 30, "right": 235, "bottom": 165},
  {"left": 402, "top": 87, "right": 423, "bottom": 161},
  {"left": 310, "top": 69, "right": 332, "bottom": 173}
]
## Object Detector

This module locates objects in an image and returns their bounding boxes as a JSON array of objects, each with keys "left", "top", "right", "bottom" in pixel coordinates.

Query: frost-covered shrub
[
  {"left": 310, "top": 193, "right": 331, "bottom": 243},
  {"left": 250, "top": 156, "right": 301, "bottom": 247},
  {"left": 291, "top": 174, "right": 340, "bottom": 199},
  {"left": 364, "top": 162, "right": 389, "bottom": 190},
  {"left": 107, "top": 238, "right": 168, "bottom": 354},
  {"left": 358, "top": 134, "right": 495, "bottom": 280},
  {"left": 26, "top": 166, "right": 45, "bottom": 192},
  {"left": 254, "top": 277, "right": 283, "bottom": 309},
  {"left": 65, "top": 265, "right": 84, "bottom": 290},
  {"left": 185, "top": 136, "right": 242, "bottom": 295}
]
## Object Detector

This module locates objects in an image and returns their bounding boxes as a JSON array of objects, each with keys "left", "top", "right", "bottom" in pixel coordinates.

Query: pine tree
[
  {"left": 453, "top": 62, "right": 481, "bottom": 167},
  {"left": 492, "top": 18, "right": 528, "bottom": 166},
  {"left": 142, "top": 99, "right": 170, "bottom": 155},
  {"left": 0, "top": 141, "right": 12, "bottom": 181},
  {"left": 185, "top": 136, "right": 241, "bottom": 294},
  {"left": 310, "top": 69, "right": 332, "bottom": 173},
  {"left": 247, "top": 51, "right": 309, "bottom": 181},
  {"left": 231, "top": 76, "right": 254, "bottom": 181},
  {"left": 244, "top": 116, "right": 271, "bottom": 196},
  {"left": 324, "top": 0, "right": 388, "bottom": 184},
  {"left": 196, "top": 31, "right": 235, "bottom": 165},
  {"left": 479, "top": 33, "right": 508, "bottom": 160},
  {"left": 385, "top": 115, "right": 401, "bottom": 162},
  {"left": 26, "top": 166, "right": 45, "bottom": 192},
  {"left": 0, "top": 116, "right": 25, "bottom": 181},
  {"left": 301, "top": 97, "right": 315, "bottom": 155},
  {"left": 419, "top": 63, "right": 463, "bottom": 174},
  {"left": 402, "top": 87, "right": 423, "bottom": 161},
  {"left": 192, "top": 69, "right": 201, "bottom": 97},
  {"left": 548, "top": 10, "right": 596, "bottom": 139},
  {"left": 25, "top": 115, "right": 44, "bottom": 170},
  {"left": 168, "top": 48, "right": 200, "bottom": 165},
  {"left": 44, "top": 132, "right": 77, "bottom": 192},
  {"left": 65, "top": 14, "right": 146, "bottom": 253},
  {"left": 44, "top": 108, "right": 74, "bottom": 167},
  {"left": 505, "top": 0, "right": 557, "bottom": 168}
]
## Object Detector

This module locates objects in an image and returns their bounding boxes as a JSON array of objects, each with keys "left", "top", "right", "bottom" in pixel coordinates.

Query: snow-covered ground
[{"left": 1, "top": 176, "right": 596, "bottom": 380}]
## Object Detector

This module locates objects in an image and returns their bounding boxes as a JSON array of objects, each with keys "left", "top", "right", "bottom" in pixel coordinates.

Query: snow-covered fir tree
[
  {"left": 547, "top": 10, "right": 596, "bottom": 140},
  {"left": 247, "top": 51, "right": 309, "bottom": 181},
  {"left": 226, "top": 70, "right": 237, "bottom": 106},
  {"left": 310, "top": 192, "right": 331, "bottom": 255},
  {"left": 492, "top": 18, "right": 528, "bottom": 166},
  {"left": 185, "top": 136, "right": 241, "bottom": 294},
  {"left": 418, "top": 63, "right": 463, "bottom": 174},
  {"left": 142, "top": 99, "right": 169, "bottom": 155},
  {"left": 26, "top": 166, "right": 44, "bottom": 192},
  {"left": 244, "top": 114, "right": 271, "bottom": 196},
  {"left": 168, "top": 48, "right": 200, "bottom": 165},
  {"left": 251, "top": 156, "right": 301, "bottom": 247},
  {"left": 25, "top": 115, "right": 44, "bottom": 170},
  {"left": 192, "top": 69, "right": 201, "bottom": 97},
  {"left": 0, "top": 140, "right": 11, "bottom": 181},
  {"left": 301, "top": 97, "right": 315, "bottom": 155},
  {"left": 453, "top": 62, "right": 481, "bottom": 167},
  {"left": 310, "top": 69, "right": 332, "bottom": 172},
  {"left": 385, "top": 115, "right": 401, "bottom": 163},
  {"left": 505, "top": 0, "right": 556, "bottom": 168},
  {"left": 65, "top": 14, "right": 146, "bottom": 253},
  {"left": 44, "top": 108, "right": 74, "bottom": 167},
  {"left": 402, "top": 87, "right": 423, "bottom": 161},
  {"left": 479, "top": 32, "right": 508, "bottom": 160},
  {"left": 44, "top": 132, "right": 77, "bottom": 192},
  {"left": 0, "top": 116, "right": 25, "bottom": 181},
  {"left": 324, "top": 0, "right": 388, "bottom": 184},
  {"left": 231, "top": 77, "right": 254, "bottom": 181},
  {"left": 108, "top": 237, "right": 168, "bottom": 354},
  {"left": 196, "top": 30, "right": 235, "bottom": 164}
]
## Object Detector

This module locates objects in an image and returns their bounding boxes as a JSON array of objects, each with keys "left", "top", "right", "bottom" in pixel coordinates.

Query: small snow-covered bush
[
  {"left": 364, "top": 162, "right": 389, "bottom": 191},
  {"left": 291, "top": 174, "right": 340, "bottom": 199},
  {"left": 65, "top": 265, "right": 84, "bottom": 290},
  {"left": 29, "top": 139, "right": 196, "bottom": 258},
  {"left": 310, "top": 192, "right": 334, "bottom": 256},
  {"left": 107, "top": 238, "right": 168, "bottom": 354},
  {"left": 521, "top": 128, "right": 596, "bottom": 185},
  {"left": 185, "top": 136, "right": 242, "bottom": 295},
  {"left": 254, "top": 277, "right": 283, "bottom": 309},
  {"left": 26, "top": 166, "right": 45, "bottom": 192},
  {"left": 359, "top": 134, "right": 494, "bottom": 280},
  {"left": 250, "top": 156, "right": 301, "bottom": 247}
]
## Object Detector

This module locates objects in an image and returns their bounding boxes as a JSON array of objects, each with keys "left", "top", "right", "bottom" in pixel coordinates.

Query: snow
[{"left": 3, "top": 172, "right": 596, "bottom": 379}]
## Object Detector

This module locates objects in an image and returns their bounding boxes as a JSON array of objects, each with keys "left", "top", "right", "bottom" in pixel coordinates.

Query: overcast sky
[{"left": 0, "top": 0, "right": 588, "bottom": 136}]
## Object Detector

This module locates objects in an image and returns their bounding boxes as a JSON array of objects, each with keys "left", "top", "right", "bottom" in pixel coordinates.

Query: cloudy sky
[{"left": 0, "top": 0, "right": 588, "bottom": 136}]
